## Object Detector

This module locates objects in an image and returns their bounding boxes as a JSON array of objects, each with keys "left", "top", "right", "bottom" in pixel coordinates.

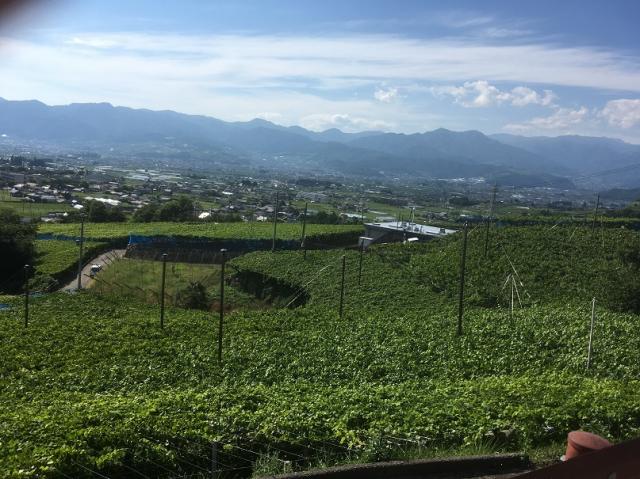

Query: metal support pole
[
  {"left": 160, "top": 253, "right": 167, "bottom": 328},
  {"left": 211, "top": 441, "right": 218, "bottom": 479},
  {"left": 76, "top": 214, "right": 85, "bottom": 290},
  {"left": 272, "top": 190, "right": 279, "bottom": 252},
  {"left": 301, "top": 201, "right": 308, "bottom": 259},
  {"left": 510, "top": 276, "right": 514, "bottom": 321},
  {"left": 591, "top": 194, "right": 600, "bottom": 232},
  {"left": 490, "top": 184, "right": 497, "bottom": 217},
  {"left": 358, "top": 241, "right": 364, "bottom": 286},
  {"left": 218, "top": 249, "right": 227, "bottom": 363},
  {"left": 339, "top": 255, "right": 346, "bottom": 318},
  {"left": 483, "top": 218, "right": 490, "bottom": 257},
  {"left": 24, "top": 264, "right": 29, "bottom": 328},
  {"left": 587, "top": 297, "right": 596, "bottom": 369},
  {"left": 457, "top": 222, "right": 468, "bottom": 336},
  {"left": 301, "top": 201, "right": 308, "bottom": 245}
]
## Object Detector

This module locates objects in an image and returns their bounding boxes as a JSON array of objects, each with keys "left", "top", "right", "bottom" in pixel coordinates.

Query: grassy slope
[
  {"left": 95, "top": 258, "right": 267, "bottom": 311},
  {"left": 34, "top": 240, "right": 108, "bottom": 277}
]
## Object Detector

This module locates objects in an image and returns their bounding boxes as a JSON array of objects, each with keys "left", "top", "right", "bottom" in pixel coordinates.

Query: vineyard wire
[
  {"left": 499, "top": 244, "right": 532, "bottom": 302},
  {"left": 133, "top": 454, "right": 178, "bottom": 476},
  {"left": 52, "top": 467, "right": 75, "bottom": 479},
  {"left": 230, "top": 440, "right": 306, "bottom": 462},
  {"left": 153, "top": 437, "right": 240, "bottom": 470},
  {"left": 283, "top": 262, "right": 336, "bottom": 308},
  {"left": 70, "top": 461, "right": 112, "bottom": 478},
  {"left": 120, "top": 463, "right": 151, "bottom": 478}
]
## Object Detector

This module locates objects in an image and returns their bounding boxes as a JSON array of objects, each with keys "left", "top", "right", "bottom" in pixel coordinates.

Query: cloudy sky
[{"left": 1, "top": 0, "right": 640, "bottom": 142}]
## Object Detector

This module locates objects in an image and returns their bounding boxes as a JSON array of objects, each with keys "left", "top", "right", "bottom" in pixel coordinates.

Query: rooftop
[{"left": 365, "top": 221, "right": 457, "bottom": 237}]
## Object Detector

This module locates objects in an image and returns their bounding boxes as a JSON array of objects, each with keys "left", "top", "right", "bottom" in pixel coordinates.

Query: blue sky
[{"left": 1, "top": 0, "right": 640, "bottom": 142}]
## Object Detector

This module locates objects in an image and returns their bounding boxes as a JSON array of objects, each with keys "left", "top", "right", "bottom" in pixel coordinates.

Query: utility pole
[
  {"left": 457, "top": 222, "right": 469, "bottom": 336},
  {"left": 76, "top": 214, "right": 85, "bottom": 290},
  {"left": 272, "top": 189, "right": 279, "bottom": 252},
  {"left": 217, "top": 249, "right": 227, "bottom": 363},
  {"left": 591, "top": 194, "right": 600, "bottom": 232},
  {"left": 339, "top": 255, "right": 346, "bottom": 318},
  {"left": 24, "top": 264, "right": 30, "bottom": 328},
  {"left": 160, "top": 253, "right": 167, "bottom": 328}
]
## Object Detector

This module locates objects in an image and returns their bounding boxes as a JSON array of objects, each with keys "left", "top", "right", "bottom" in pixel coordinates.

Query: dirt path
[{"left": 62, "top": 249, "right": 126, "bottom": 291}]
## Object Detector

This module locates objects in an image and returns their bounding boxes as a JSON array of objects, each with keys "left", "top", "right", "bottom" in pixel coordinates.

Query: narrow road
[{"left": 62, "top": 249, "right": 126, "bottom": 291}]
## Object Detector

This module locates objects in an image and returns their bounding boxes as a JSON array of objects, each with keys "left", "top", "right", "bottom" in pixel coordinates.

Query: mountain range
[{"left": 1, "top": 97, "right": 640, "bottom": 189}]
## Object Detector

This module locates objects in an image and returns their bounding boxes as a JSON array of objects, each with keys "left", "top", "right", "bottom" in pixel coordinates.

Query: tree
[
  {"left": 176, "top": 281, "right": 210, "bottom": 310},
  {"left": 158, "top": 196, "right": 195, "bottom": 222},
  {"left": 0, "top": 209, "right": 36, "bottom": 293},
  {"left": 133, "top": 203, "right": 160, "bottom": 222},
  {"left": 66, "top": 201, "right": 126, "bottom": 223}
]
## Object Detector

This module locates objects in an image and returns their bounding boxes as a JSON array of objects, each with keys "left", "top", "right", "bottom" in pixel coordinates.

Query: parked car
[{"left": 89, "top": 264, "right": 102, "bottom": 277}]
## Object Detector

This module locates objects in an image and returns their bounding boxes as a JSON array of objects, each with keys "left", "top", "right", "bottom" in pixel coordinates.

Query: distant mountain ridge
[{"left": 1, "top": 97, "right": 639, "bottom": 188}]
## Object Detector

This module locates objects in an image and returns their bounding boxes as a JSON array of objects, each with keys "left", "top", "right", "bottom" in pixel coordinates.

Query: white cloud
[
  {"left": 2, "top": 32, "right": 640, "bottom": 93},
  {"left": 600, "top": 99, "right": 640, "bottom": 128},
  {"left": 504, "top": 106, "right": 589, "bottom": 133},
  {"left": 68, "top": 37, "right": 119, "bottom": 48},
  {"left": 510, "top": 87, "right": 556, "bottom": 107},
  {"left": 433, "top": 11, "right": 494, "bottom": 29},
  {"left": 432, "top": 81, "right": 556, "bottom": 108},
  {"left": 374, "top": 87, "right": 398, "bottom": 103},
  {"left": 255, "top": 112, "right": 283, "bottom": 122},
  {"left": 299, "top": 113, "right": 394, "bottom": 132}
]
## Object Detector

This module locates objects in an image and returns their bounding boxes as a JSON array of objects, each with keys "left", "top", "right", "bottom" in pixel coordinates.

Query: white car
[{"left": 89, "top": 264, "right": 102, "bottom": 277}]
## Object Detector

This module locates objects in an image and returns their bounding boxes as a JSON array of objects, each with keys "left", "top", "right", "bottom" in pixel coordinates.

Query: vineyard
[
  {"left": 38, "top": 222, "right": 363, "bottom": 242},
  {"left": 1, "top": 224, "right": 640, "bottom": 477}
]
